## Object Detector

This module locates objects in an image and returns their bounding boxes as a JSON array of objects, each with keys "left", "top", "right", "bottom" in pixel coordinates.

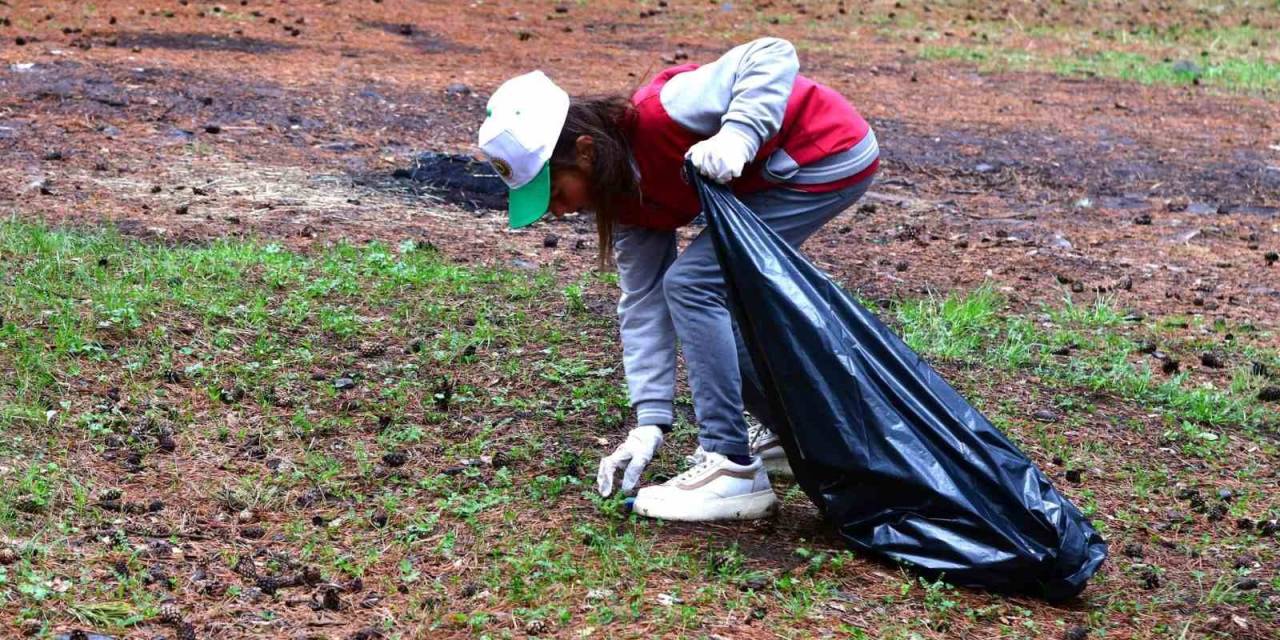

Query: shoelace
[
  {"left": 747, "top": 420, "right": 772, "bottom": 449},
  {"left": 669, "top": 456, "right": 719, "bottom": 485}
]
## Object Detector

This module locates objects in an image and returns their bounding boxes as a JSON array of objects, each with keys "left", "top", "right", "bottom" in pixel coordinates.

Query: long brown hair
[{"left": 549, "top": 96, "right": 637, "bottom": 267}]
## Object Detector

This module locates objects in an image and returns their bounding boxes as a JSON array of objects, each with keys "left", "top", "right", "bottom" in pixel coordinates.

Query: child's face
[
  {"left": 549, "top": 168, "right": 592, "bottom": 216},
  {"left": 548, "top": 134, "right": 596, "bottom": 217}
]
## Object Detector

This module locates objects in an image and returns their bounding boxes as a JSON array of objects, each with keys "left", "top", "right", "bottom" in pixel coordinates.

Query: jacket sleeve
[
  {"left": 658, "top": 37, "right": 799, "bottom": 158},
  {"left": 613, "top": 223, "right": 679, "bottom": 427}
]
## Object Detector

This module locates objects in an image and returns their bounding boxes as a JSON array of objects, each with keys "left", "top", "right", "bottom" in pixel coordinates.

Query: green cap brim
[{"left": 508, "top": 163, "right": 551, "bottom": 229}]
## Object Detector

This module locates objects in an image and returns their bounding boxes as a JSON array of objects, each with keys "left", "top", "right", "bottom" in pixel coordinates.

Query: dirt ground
[
  {"left": 2, "top": 1, "right": 1279, "bottom": 638},
  {"left": 4, "top": 0, "right": 1278, "bottom": 327}
]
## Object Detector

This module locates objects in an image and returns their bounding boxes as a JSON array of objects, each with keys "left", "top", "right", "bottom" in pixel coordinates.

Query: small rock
[
  {"left": 1217, "top": 489, "right": 1233, "bottom": 501},
  {"left": 1233, "top": 553, "right": 1258, "bottom": 569},
  {"left": 1032, "top": 409, "right": 1058, "bottom": 423},
  {"left": 203, "top": 124, "right": 222, "bottom": 134},
  {"left": 1200, "top": 352, "right": 1224, "bottom": 369},
  {"left": 1133, "top": 213, "right": 1152, "bottom": 225},
  {"left": 320, "top": 586, "right": 342, "bottom": 610},
  {"left": 333, "top": 376, "right": 356, "bottom": 391},
  {"left": 444, "top": 82, "right": 471, "bottom": 96},
  {"left": 1065, "top": 469, "right": 1083, "bottom": 484}
]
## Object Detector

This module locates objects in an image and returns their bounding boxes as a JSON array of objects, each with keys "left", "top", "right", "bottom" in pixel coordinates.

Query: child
[{"left": 478, "top": 37, "right": 878, "bottom": 521}]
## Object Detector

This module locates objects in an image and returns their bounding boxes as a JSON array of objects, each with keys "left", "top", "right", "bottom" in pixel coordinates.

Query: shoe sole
[{"left": 634, "top": 490, "right": 778, "bottom": 522}]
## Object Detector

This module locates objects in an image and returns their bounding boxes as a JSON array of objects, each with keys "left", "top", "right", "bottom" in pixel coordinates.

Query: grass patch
[
  {"left": 2, "top": 219, "right": 1277, "bottom": 637},
  {"left": 920, "top": 43, "right": 1280, "bottom": 92}
]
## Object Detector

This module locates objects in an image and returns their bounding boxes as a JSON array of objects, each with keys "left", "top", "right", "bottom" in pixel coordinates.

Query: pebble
[{"left": 1032, "top": 409, "right": 1059, "bottom": 422}]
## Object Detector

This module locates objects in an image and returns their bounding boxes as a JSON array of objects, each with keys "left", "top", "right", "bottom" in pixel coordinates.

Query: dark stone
[
  {"left": 320, "top": 586, "right": 342, "bottom": 610},
  {"left": 203, "top": 124, "right": 221, "bottom": 134},
  {"left": 543, "top": 234, "right": 560, "bottom": 248},
  {"left": 1065, "top": 469, "right": 1083, "bottom": 484},
  {"left": 333, "top": 376, "right": 356, "bottom": 390},
  {"left": 1032, "top": 409, "right": 1058, "bottom": 422}
]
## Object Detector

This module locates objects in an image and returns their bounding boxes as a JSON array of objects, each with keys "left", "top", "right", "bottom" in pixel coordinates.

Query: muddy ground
[{"left": 2, "top": 1, "right": 1279, "bottom": 638}]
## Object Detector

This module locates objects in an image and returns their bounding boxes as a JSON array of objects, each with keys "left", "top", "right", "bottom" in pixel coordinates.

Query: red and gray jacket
[
  {"left": 616, "top": 40, "right": 878, "bottom": 231},
  {"left": 611, "top": 38, "right": 879, "bottom": 429}
]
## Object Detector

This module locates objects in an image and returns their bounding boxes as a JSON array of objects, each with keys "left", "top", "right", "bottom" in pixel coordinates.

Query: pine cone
[
  {"left": 158, "top": 603, "right": 183, "bottom": 625},
  {"left": 176, "top": 622, "right": 197, "bottom": 640},
  {"left": 357, "top": 341, "right": 386, "bottom": 358}
]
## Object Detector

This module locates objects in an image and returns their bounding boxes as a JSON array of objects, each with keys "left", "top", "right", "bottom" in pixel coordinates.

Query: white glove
[
  {"left": 686, "top": 127, "right": 756, "bottom": 184},
  {"left": 596, "top": 425, "right": 665, "bottom": 497}
]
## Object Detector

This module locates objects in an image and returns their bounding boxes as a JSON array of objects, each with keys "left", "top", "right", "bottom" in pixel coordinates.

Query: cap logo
[{"left": 491, "top": 158, "right": 513, "bottom": 180}]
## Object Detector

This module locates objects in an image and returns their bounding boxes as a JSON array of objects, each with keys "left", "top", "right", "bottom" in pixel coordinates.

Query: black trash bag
[{"left": 690, "top": 165, "right": 1107, "bottom": 601}]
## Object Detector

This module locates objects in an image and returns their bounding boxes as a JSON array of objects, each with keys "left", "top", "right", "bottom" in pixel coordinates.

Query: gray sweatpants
[{"left": 613, "top": 176, "right": 873, "bottom": 457}]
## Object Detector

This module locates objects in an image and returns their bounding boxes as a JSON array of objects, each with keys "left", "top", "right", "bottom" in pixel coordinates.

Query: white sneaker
[
  {"left": 633, "top": 452, "right": 777, "bottom": 521},
  {"left": 682, "top": 418, "right": 793, "bottom": 477},
  {"left": 747, "top": 417, "right": 792, "bottom": 477}
]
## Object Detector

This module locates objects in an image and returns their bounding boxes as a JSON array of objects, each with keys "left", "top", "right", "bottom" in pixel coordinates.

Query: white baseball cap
[{"left": 477, "top": 71, "right": 570, "bottom": 228}]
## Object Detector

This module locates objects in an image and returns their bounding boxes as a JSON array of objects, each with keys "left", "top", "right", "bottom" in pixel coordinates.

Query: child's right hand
[{"left": 596, "top": 425, "right": 665, "bottom": 497}]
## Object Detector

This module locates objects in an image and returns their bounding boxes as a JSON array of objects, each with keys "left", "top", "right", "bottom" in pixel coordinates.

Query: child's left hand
[{"left": 686, "top": 127, "right": 755, "bottom": 184}]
